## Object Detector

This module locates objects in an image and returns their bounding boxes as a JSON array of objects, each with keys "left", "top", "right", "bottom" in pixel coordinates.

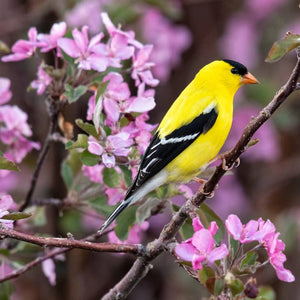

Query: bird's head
[{"left": 197, "top": 60, "right": 259, "bottom": 96}]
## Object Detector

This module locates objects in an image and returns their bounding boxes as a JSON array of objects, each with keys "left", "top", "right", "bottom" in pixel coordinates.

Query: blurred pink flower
[
  {"left": 225, "top": 105, "right": 280, "bottom": 162},
  {"left": 0, "top": 78, "right": 12, "bottom": 104},
  {"left": 42, "top": 259, "right": 56, "bottom": 286},
  {"left": 2, "top": 27, "right": 41, "bottom": 62},
  {"left": 175, "top": 217, "right": 228, "bottom": 270},
  {"left": 219, "top": 14, "right": 258, "bottom": 68},
  {"left": 0, "top": 194, "right": 15, "bottom": 229},
  {"left": 58, "top": 26, "right": 108, "bottom": 72},
  {"left": 31, "top": 64, "right": 52, "bottom": 95},
  {"left": 0, "top": 105, "right": 40, "bottom": 163},
  {"left": 245, "top": 0, "right": 285, "bottom": 21},
  {"left": 141, "top": 9, "right": 192, "bottom": 81},
  {"left": 65, "top": 0, "right": 103, "bottom": 34},
  {"left": 0, "top": 261, "right": 13, "bottom": 280},
  {"left": 82, "top": 164, "right": 104, "bottom": 183},
  {"left": 108, "top": 221, "right": 149, "bottom": 244},
  {"left": 38, "top": 22, "right": 67, "bottom": 53}
]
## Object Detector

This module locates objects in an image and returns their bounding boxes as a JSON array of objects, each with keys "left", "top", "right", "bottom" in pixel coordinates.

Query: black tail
[{"left": 98, "top": 200, "right": 130, "bottom": 234}]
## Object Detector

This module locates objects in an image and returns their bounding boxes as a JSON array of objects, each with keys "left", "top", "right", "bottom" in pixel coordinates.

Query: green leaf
[
  {"left": 75, "top": 119, "right": 98, "bottom": 138},
  {"left": 115, "top": 206, "right": 136, "bottom": 241},
  {"left": 96, "top": 81, "right": 109, "bottom": 100},
  {"left": 0, "top": 156, "right": 19, "bottom": 171},
  {"left": 249, "top": 286, "right": 275, "bottom": 300},
  {"left": 61, "top": 161, "right": 73, "bottom": 189},
  {"left": 65, "top": 149, "right": 83, "bottom": 179},
  {"left": 89, "top": 195, "right": 116, "bottom": 217},
  {"left": 198, "top": 266, "right": 216, "bottom": 294},
  {"left": 265, "top": 33, "right": 300, "bottom": 62},
  {"left": 2, "top": 212, "right": 31, "bottom": 220},
  {"left": 214, "top": 278, "right": 225, "bottom": 296},
  {"left": 229, "top": 236, "right": 240, "bottom": 259},
  {"left": 198, "top": 203, "right": 225, "bottom": 244},
  {"left": 136, "top": 197, "right": 162, "bottom": 224},
  {"left": 241, "top": 251, "right": 258, "bottom": 270},
  {"left": 119, "top": 165, "right": 132, "bottom": 187},
  {"left": 228, "top": 278, "right": 244, "bottom": 296},
  {"left": 61, "top": 49, "right": 76, "bottom": 66},
  {"left": 32, "top": 207, "right": 47, "bottom": 227},
  {"left": 102, "top": 167, "right": 120, "bottom": 188},
  {"left": 181, "top": 216, "right": 194, "bottom": 240},
  {"left": 0, "top": 281, "right": 15, "bottom": 300},
  {"left": 64, "top": 84, "right": 87, "bottom": 103},
  {"left": 66, "top": 134, "right": 88, "bottom": 150},
  {"left": 80, "top": 149, "right": 99, "bottom": 166},
  {"left": 0, "top": 40, "right": 10, "bottom": 53}
]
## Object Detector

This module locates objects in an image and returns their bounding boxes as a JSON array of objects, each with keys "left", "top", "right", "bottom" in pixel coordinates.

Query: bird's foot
[
  {"left": 221, "top": 157, "right": 240, "bottom": 171},
  {"left": 192, "top": 177, "right": 207, "bottom": 185}
]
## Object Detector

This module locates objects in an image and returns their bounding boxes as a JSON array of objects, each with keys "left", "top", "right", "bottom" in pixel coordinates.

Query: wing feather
[{"left": 125, "top": 106, "right": 218, "bottom": 199}]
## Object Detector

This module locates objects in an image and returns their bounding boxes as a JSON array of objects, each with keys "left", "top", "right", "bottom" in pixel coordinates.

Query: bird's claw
[{"left": 222, "top": 157, "right": 240, "bottom": 171}]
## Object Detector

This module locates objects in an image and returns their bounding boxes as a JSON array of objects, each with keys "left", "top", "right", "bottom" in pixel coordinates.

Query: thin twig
[
  {"left": 0, "top": 228, "right": 141, "bottom": 254},
  {"left": 19, "top": 98, "right": 59, "bottom": 212},
  {"left": 101, "top": 53, "right": 300, "bottom": 299}
]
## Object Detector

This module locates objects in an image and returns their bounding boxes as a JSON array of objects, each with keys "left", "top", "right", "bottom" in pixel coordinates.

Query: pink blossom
[
  {"left": 42, "top": 259, "right": 56, "bottom": 286},
  {"left": 108, "top": 221, "right": 149, "bottom": 244},
  {"left": 31, "top": 64, "right": 52, "bottom": 95},
  {"left": 2, "top": 27, "right": 42, "bottom": 62},
  {"left": 0, "top": 78, "right": 12, "bottom": 104},
  {"left": 38, "top": 22, "right": 67, "bottom": 53},
  {"left": 88, "top": 132, "right": 133, "bottom": 168},
  {"left": 82, "top": 164, "right": 104, "bottom": 183},
  {"left": 0, "top": 105, "right": 32, "bottom": 136},
  {"left": 57, "top": 26, "right": 108, "bottom": 72},
  {"left": 0, "top": 194, "right": 15, "bottom": 229},
  {"left": 141, "top": 9, "right": 192, "bottom": 81},
  {"left": 175, "top": 217, "right": 228, "bottom": 270},
  {"left": 219, "top": 14, "right": 258, "bottom": 69},
  {"left": 245, "top": 0, "right": 285, "bottom": 21},
  {"left": 225, "top": 105, "right": 280, "bottom": 161},
  {"left": 131, "top": 45, "right": 159, "bottom": 87},
  {"left": 65, "top": 0, "right": 103, "bottom": 34},
  {"left": 0, "top": 105, "right": 40, "bottom": 163},
  {"left": 226, "top": 215, "right": 295, "bottom": 282}
]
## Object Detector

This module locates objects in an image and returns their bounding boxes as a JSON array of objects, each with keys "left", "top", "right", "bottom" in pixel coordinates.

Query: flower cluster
[
  {"left": 175, "top": 217, "right": 228, "bottom": 270},
  {"left": 175, "top": 214, "right": 294, "bottom": 289},
  {"left": 0, "top": 78, "right": 40, "bottom": 175},
  {"left": 226, "top": 214, "right": 295, "bottom": 282}
]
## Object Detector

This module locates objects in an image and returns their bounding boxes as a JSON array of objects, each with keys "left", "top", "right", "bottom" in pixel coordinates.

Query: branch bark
[
  {"left": 101, "top": 53, "right": 300, "bottom": 299},
  {"left": 0, "top": 227, "right": 141, "bottom": 254}
]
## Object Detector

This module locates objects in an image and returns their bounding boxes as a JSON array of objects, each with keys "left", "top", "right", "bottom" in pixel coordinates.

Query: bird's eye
[{"left": 231, "top": 68, "right": 239, "bottom": 74}]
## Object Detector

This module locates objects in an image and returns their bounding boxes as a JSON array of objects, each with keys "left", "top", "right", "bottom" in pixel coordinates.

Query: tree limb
[
  {"left": 0, "top": 227, "right": 141, "bottom": 254},
  {"left": 101, "top": 52, "right": 300, "bottom": 299}
]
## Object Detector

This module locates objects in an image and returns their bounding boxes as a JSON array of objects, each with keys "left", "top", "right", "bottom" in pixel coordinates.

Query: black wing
[{"left": 125, "top": 106, "right": 218, "bottom": 200}]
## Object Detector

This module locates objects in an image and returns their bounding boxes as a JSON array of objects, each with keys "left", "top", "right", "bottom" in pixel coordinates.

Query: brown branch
[
  {"left": 101, "top": 53, "right": 300, "bottom": 299},
  {"left": 19, "top": 97, "right": 61, "bottom": 212},
  {"left": 0, "top": 247, "right": 66, "bottom": 283},
  {"left": 0, "top": 228, "right": 141, "bottom": 254}
]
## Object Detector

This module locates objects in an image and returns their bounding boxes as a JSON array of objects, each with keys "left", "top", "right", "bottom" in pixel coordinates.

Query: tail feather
[{"left": 98, "top": 200, "right": 130, "bottom": 234}]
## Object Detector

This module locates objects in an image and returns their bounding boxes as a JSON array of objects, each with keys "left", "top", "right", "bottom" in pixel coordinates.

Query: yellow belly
[{"left": 165, "top": 108, "right": 232, "bottom": 182}]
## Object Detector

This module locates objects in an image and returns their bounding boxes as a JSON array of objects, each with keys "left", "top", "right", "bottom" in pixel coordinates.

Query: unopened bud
[
  {"left": 244, "top": 278, "right": 259, "bottom": 298},
  {"left": 224, "top": 271, "right": 235, "bottom": 285}
]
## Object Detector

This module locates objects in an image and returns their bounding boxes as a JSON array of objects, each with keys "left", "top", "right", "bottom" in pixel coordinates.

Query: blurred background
[{"left": 0, "top": 0, "right": 299, "bottom": 299}]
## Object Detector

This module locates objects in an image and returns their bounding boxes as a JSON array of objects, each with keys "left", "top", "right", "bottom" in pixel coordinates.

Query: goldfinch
[{"left": 99, "top": 59, "right": 258, "bottom": 234}]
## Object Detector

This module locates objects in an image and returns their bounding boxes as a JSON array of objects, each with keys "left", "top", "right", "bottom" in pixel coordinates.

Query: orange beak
[{"left": 241, "top": 72, "right": 259, "bottom": 84}]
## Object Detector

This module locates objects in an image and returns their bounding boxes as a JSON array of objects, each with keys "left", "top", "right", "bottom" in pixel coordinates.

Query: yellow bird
[{"left": 99, "top": 59, "right": 258, "bottom": 234}]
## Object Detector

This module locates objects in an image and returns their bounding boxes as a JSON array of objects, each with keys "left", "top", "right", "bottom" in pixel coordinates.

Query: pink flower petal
[
  {"left": 175, "top": 241, "right": 197, "bottom": 261},
  {"left": 102, "top": 153, "right": 115, "bottom": 168},
  {"left": 192, "top": 216, "right": 204, "bottom": 231},
  {"left": 207, "top": 244, "right": 229, "bottom": 263},
  {"left": 57, "top": 38, "right": 81, "bottom": 57},
  {"left": 225, "top": 214, "right": 243, "bottom": 240},
  {"left": 192, "top": 229, "right": 214, "bottom": 253}
]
